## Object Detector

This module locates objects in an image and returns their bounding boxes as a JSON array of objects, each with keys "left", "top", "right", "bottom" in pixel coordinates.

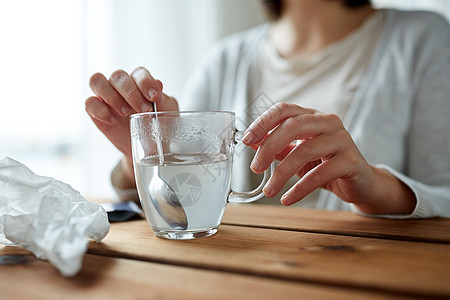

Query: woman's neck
[{"left": 272, "top": 0, "right": 374, "bottom": 59}]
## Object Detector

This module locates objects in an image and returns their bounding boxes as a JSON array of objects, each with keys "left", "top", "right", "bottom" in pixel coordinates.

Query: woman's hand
[
  {"left": 85, "top": 67, "right": 179, "bottom": 187},
  {"left": 243, "top": 103, "right": 416, "bottom": 215}
]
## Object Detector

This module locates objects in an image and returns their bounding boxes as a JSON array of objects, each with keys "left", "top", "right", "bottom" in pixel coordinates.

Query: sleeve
[
  {"left": 110, "top": 160, "right": 139, "bottom": 202},
  {"left": 351, "top": 165, "right": 450, "bottom": 219},
  {"left": 353, "top": 13, "right": 450, "bottom": 219}
]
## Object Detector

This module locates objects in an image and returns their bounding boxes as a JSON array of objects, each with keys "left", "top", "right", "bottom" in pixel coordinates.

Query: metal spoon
[
  {"left": 149, "top": 165, "right": 188, "bottom": 229},
  {"left": 148, "top": 103, "right": 188, "bottom": 230}
]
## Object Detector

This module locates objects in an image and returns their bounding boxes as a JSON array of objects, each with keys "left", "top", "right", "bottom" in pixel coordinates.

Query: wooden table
[{"left": 1, "top": 204, "right": 450, "bottom": 299}]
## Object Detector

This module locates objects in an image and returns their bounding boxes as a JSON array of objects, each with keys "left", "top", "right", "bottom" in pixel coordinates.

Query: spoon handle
[{"left": 152, "top": 103, "right": 165, "bottom": 165}]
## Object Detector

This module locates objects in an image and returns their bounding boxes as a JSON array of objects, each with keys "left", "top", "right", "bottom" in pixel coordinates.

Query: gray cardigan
[{"left": 182, "top": 9, "right": 450, "bottom": 218}]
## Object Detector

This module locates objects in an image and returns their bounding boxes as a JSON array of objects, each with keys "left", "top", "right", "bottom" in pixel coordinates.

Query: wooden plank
[
  {"left": 0, "top": 246, "right": 404, "bottom": 300},
  {"left": 86, "top": 220, "right": 450, "bottom": 298},
  {"left": 222, "top": 204, "right": 450, "bottom": 243}
]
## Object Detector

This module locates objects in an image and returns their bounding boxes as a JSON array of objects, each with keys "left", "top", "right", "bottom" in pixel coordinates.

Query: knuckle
[
  {"left": 95, "top": 105, "right": 109, "bottom": 118},
  {"left": 89, "top": 72, "right": 106, "bottom": 89},
  {"left": 273, "top": 166, "right": 290, "bottom": 182},
  {"left": 84, "top": 96, "right": 97, "bottom": 109},
  {"left": 109, "top": 69, "right": 127, "bottom": 82},
  {"left": 131, "top": 66, "right": 149, "bottom": 80},
  {"left": 132, "top": 66, "right": 147, "bottom": 74},
  {"left": 257, "top": 141, "right": 273, "bottom": 156},
  {"left": 336, "top": 128, "right": 350, "bottom": 140},
  {"left": 300, "top": 113, "right": 316, "bottom": 123},
  {"left": 297, "top": 140, "right": 314, "bottom": 155},
  {"left": 252, "top": 115, "right": 269, "bottom": 134},
  {"left": 324, "top": 113, "right": 343, "bottom": 127},
  {"left": 271, "top": 102, "right": 290, "bottom": 113},
  {"left": 283, "top": 117, "right": 298, "bottom": 131},
  {"left": 109, "top": 69, "right": 141, "bottom": 100},
  {"left": 85, "top": 100, "right": 110, "bottom": 121},
  {"left": 308, "top": 168, "right": 323, "bottom": 185},
  {"left": 122, "top": 85, "right": 139, "bottom": 99},
  {"left": 346, "top": 151, "right": 362, "bottom": 167}
]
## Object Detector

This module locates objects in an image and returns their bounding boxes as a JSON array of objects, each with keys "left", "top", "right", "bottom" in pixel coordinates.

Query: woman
[{"left": 85, "top": 0, "right": 450, "bottom": 218}]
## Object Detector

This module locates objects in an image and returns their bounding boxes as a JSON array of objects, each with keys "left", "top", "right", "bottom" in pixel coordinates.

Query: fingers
[
  {"left": 108, "top": 69, "right": 152, "bottom": 113},
  {"left": 131, "top": 66, "right": 162, "bottom": 103},
  {"left": 243, "top": 103, "right": 316, "bottom": 146},
  {"left": 242, "top": 102, "right": 373, "bottom": 207},
  {"left": 130, "top": 67, "right": 179, "bottom": 111},
  {"left": 250, "top": 112, "right": 342, "bottom": 174},
  {"left": 262, "top": 134, "right": 340, "bottom": 198},
  {"left": 280, "top": 155, "right": 347, "bottom": 206},
  {"left": 86, "top": 68, "right": 180, "bottom": 158},
  {"left": 89, "top": 67, "right": 170, "bottom": 116},
  {"left": 89, "top": 72, "right": 133, "bottom": 117},
  {"left": 243, "top": 102, "right": 355, "bottom": 204},
  {"left": 247, "top": 137, "right": 296, "bottom": 162},
  {"left": 85, "top": 96, "right": 118, "bottom": 125}
]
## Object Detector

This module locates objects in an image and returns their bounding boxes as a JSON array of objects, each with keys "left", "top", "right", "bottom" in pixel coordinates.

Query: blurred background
[{"left": 1, "top": 0, "right": 449, "bottom": 199}]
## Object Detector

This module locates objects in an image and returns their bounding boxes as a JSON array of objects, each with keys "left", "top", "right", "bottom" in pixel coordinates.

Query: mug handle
[{"left": 228, "top": 129, "right": 275, "bottom": 203}]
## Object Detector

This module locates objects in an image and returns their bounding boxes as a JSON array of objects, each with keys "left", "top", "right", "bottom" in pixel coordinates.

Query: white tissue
[{"left": 0, "top": 157, "right": 110, "bottom": 277}]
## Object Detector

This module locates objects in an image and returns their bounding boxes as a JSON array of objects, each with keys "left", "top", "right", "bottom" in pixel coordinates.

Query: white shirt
[
  {"left": 179, "top": 9, "right": 450, "bottom": 218},
  {"left": 244, "top": 11, "right": 385, "bottom": 207},
  {"left": 249, "top": 11, "right": 384, "bottom": 120}
]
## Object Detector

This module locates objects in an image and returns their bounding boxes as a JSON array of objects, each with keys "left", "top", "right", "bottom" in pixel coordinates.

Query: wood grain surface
[
  {"left": 0, "top": 246, "right": 408, "bottom": 300},
  {"left": 222, "top": 204, "right": 450, "bottom": 243},
  {"left": 3, "top": 204, "right": 450, "bottom": 299},
  {"left": 87, "top": 219, "right": 450, "bottom": 298}
]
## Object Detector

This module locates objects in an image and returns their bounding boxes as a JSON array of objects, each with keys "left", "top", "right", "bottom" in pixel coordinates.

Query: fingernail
[
  {"left": 110, "top": 115, "right": 117, "bottom": 123},
  {"left": 250, "top": 159, "right": 261, "bottom": 173},
  {"left": 148, "top": 88, "right": 158, "bottom": 99},
  {"left": 280, "top": 194, "right": 290, "bottom": 206},
  {"left": 141, "top": 102, "right": 152, "bottom": 112},
  {"left": 243, "top": 131, "right": 255, "bottom": 144},
  {"left": 121, "top": 105, "right": 131, "bottom": 116},
  {"left": 263, "top": 183, "right": 273, "bottom": 197}
]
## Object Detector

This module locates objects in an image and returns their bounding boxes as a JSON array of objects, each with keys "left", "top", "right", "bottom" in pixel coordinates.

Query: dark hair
[{"left": 261, "top": 0, "right": 372, "bottom": 20}]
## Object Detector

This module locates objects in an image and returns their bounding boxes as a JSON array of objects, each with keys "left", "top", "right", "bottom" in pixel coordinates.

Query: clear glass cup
[{"left": 130, "top": 111, "right": 273, "bottom": 240}]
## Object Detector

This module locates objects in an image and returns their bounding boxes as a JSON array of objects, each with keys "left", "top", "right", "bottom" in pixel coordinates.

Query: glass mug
[{"left": 130, "top": 111, "right": 273, "bottom": 240}]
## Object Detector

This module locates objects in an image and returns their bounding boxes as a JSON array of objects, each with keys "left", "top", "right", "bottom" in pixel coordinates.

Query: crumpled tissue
[{"left": 0, "top": 157, "right": 110, "bottom": 277}]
